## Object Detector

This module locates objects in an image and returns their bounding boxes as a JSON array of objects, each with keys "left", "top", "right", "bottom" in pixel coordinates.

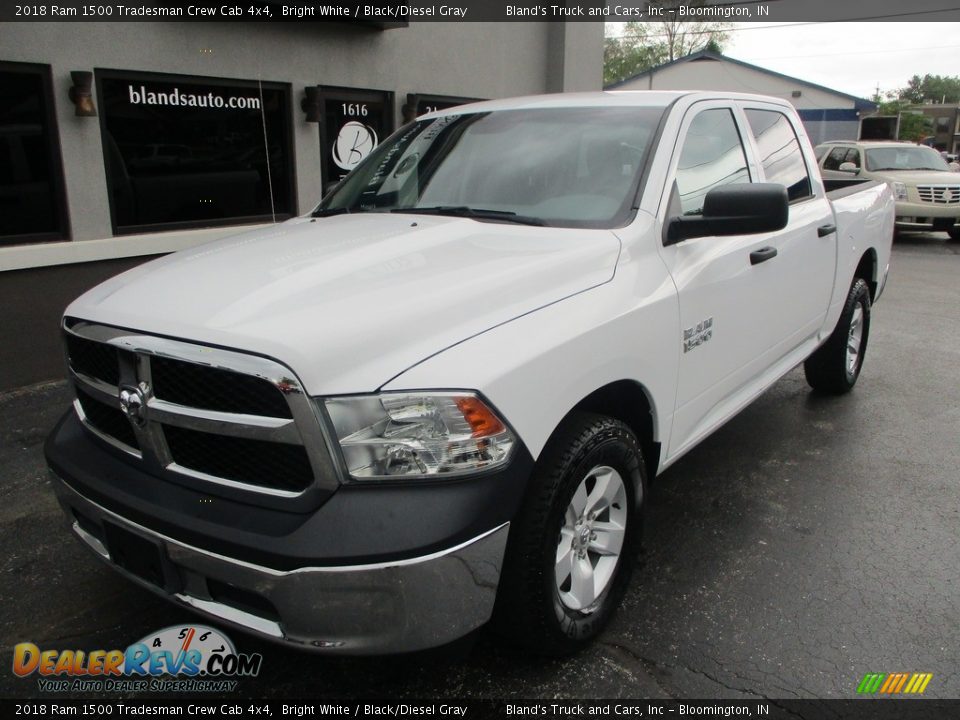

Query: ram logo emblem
[
  {"left": 118, "top": 384, "right": 147, "bottom": 426},
  {"left": 683, "top": 317, "right": 714, "bottom": 353}
]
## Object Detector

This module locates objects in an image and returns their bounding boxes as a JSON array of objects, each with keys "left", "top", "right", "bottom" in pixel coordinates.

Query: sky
[
  {"left": 721, "top": 22, "right": 960, "bottom": 100},
  {"left": 608, "top": 22, "right": 960, "bottom": 101}
]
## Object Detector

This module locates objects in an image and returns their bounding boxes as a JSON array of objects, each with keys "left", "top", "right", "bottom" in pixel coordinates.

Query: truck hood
[{"left": 67, "top": 214, "right": 621, "bottom": 395}]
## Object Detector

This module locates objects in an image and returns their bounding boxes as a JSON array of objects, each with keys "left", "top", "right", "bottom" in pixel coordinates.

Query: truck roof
[
  {"left": 423, "top": 90, "right": 795, "bottom": 117},
  {"left": 816, "top": 140, "right": 927, "bottom": 150}
]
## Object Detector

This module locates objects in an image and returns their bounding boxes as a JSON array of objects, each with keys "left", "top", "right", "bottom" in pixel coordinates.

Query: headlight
[
  {"left": 892, "top": 182, "right": 908, "bottom": 201},
  {"left": 323, "top": 392, "right": 515, "bottom": 480}
]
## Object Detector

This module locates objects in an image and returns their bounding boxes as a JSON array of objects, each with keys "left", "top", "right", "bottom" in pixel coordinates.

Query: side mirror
[
  {"left": 666, "top": 183, "right": 789, "bottom": 244},
  {"left": 838, "top": 161, "right": 859, "bottom": 174}
]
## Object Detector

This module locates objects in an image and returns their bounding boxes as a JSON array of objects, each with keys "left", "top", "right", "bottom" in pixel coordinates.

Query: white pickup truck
[{"left": 46, "top": 91, "right": 894, "bottom": 656}]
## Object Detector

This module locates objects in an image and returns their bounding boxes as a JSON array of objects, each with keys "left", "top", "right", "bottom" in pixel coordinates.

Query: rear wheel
[
  {"left": 493, "top": 412, "right": 645, "bottom": 656},
  {"left": 804, "top": 278, "right": 871, "bottom": 394}
]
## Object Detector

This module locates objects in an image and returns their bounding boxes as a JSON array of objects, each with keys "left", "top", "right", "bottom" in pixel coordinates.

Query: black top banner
[{"left": 4, "top": 0, "right": 960, "bottom": 22}]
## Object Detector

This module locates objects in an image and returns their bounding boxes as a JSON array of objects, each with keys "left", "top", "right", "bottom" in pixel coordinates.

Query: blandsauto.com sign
[{"left": 128, "top": 84, "right": 262, "bottom": 110}]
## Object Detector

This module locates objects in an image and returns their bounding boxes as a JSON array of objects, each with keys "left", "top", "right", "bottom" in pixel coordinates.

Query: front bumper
[
  {"left": 46, "top": 409, "right": 533, "bottom": 653},
  {"left": 54, "top": 476, "right": 509, "bottom": 654},
  {"left": 895, "top": 200, "right": 960, "bottom": 231}
]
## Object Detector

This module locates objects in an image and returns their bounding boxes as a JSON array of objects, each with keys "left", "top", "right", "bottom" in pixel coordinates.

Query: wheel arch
[
  {"left": 854, "top": 247, "right": 879, "bottom": 301},
  {"left": 561, "top": 379, "right": 661, "bottom": 483}
]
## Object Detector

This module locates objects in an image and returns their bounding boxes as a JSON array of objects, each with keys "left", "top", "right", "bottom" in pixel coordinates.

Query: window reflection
[
  {"left": 745, "top": 109, "right": 812, "bottom": 200},
  {"left": 99, "top": 73, "right": 294, "bottom": 232},
  {"left": 675, "top": 109, "right": 750, "bottom": 216}
]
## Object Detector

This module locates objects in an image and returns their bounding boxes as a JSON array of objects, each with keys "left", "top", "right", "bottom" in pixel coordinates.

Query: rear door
[{"left": 741, "top": 105, "right": 837, "bottom": 358}]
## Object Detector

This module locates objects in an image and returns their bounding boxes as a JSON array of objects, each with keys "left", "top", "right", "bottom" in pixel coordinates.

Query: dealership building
[
  {"left": 607, "top": 50, "right": 877, "bottom": 147},
  {"left": 0, "top": 20, "right": 602, "bottom": 391}
]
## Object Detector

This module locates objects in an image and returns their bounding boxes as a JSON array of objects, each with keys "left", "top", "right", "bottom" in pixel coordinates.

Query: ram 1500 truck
[{"left": 45, "top": 92, "right": 894, "bottom": 656}]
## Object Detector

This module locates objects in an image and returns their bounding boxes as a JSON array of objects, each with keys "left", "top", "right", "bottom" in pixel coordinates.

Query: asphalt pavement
[{"left": 1, "top": 235, "right": 958, "bottom": 701}]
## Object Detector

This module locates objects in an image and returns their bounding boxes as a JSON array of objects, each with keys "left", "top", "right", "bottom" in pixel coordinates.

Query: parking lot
[{"left": 1, "top": 235, "right": 958, "bottom": 700}]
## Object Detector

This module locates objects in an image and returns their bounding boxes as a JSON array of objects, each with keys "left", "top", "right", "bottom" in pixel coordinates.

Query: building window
[
  {"left": 317, "top": 86, "right": 394, "bottom": 188},
  {"left": 0, "top": 62, "right": 68, "bottom": 246},
  {"left": 744, "top": 109, "right": 812, "bottom": 201},
  {"left": 936, "top": 116, "right": 951, "bottom": 132},
  {"left": 401, "top": 93, "right": 483, "bottom": 123},
  {"left": 97, "top": 70, "right": 295, "bottom": 234}
]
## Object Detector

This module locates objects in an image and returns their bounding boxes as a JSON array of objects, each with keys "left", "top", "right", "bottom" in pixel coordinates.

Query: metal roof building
[{"left": 607, "top": 50, "right": 876, "bottom": 146}]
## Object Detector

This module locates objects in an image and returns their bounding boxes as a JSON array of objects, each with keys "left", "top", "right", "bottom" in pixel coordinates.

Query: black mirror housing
[{"left": 666, "top": 183, "right": 789, "bottom": 244}]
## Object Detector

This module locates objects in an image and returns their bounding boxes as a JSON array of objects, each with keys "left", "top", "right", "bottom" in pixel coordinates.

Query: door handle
[
  {"left": 817, "top": 224, "right": 837, "bottom": 237},
  {"left": 749, "top": 246, "right": 778, "bottom": 265}
]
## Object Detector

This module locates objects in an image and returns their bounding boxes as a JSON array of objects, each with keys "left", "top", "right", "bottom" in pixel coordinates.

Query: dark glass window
[
  {"left": 822, "top": 146, "right": 855, "bottom": 171},
  {"left": 317, "top": 86, "right": 394, "bottom": 187},
  {"left": 675, "top": 108, "right": 750, "bottom": 216},
  {"left": 0, "top": 62, "right": 68, "bottom": 245},
  {"left": 744, "top": 109, "right": 812, "bottom": 201},
  {"left": 97, "top": 71, "right": 294, "bottom": 233}
]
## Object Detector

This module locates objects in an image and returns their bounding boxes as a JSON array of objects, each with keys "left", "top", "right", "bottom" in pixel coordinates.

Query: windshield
[
  {"left": 315, "top": 106, "right": 666, "bottom": 228},
  {"left": 864, "top": 145, "right": 950, "bottom": 172}
]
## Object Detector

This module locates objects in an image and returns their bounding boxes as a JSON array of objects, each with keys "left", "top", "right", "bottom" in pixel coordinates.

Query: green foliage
[
  {"left": 604, "top": 15, "right": 731, "bottom": 87},
  {"left": 897, "top": 74, "right": 960, "bottom": 105},
  {"left": 872, "top": 96, "right": 933, "bottom": 143}
]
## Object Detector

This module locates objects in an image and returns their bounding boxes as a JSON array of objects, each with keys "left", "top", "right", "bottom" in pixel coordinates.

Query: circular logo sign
[{"left": 332, "top": 121, "right": 378, "bottom": 172}]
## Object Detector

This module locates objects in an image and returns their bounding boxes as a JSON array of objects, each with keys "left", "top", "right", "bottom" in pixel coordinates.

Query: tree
[
  {"left": 604, "top": 8, "right": 731, "bottom": 87},
  {"left": 873, "top": 94, "right": 933, "bottom": 143},
  {"left": 897, "top": 74, "right": 960, "bottom": 105}
]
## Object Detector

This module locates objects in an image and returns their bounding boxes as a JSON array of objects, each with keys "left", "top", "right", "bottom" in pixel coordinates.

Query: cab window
[
  {"left": 674, "top": 108, "right": 750, "bottom": 216},
  {"left": 744, "top": 109, "right": 812, "bottom": 201}
]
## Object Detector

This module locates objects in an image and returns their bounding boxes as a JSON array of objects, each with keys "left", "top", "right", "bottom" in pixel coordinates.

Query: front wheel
[
  {"left": 804, "top": 277, "right": 872, "bottom": 394},
  {"left": 947, "top": 226, "right": 960, "bottom": 241},
  {"left": 493, "top": 412, "right": 646, "bottom": 656}
]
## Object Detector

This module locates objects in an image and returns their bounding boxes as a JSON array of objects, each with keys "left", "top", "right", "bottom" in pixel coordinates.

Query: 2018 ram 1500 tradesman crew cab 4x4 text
[{"left": 46, "top": 92, "right": 894, "bottom": 655}]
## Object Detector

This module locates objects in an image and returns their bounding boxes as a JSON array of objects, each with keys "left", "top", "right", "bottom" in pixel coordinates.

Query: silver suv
[{"left": 815, "top": 141, "right": 960, "bottom": 240}]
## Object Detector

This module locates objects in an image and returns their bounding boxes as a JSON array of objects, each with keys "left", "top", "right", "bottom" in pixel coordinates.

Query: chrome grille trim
[
  {"left": 64, "top": 320, "right": 339, "bottom": 496},
  {"left": 73, "top": 398, "right": 141, "bottom": 459},
  {"left": 916, "top": 184, "right": 960, "bottom": 205}
]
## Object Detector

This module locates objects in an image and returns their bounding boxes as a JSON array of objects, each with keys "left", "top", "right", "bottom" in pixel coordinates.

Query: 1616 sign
[{"left": 318, "top": 86, "right": 394, "bottom": 185}]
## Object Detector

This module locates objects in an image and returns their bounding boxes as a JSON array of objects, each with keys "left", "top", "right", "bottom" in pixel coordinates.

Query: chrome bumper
[{"left": 53, "top": 476, "right": 508, "bottom": 654}]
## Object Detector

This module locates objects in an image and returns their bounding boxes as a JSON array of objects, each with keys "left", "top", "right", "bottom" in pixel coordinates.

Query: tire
[
  {"left": 804, "top": 277, "right": 872, "bottom": 394},
  {"left": 948, "top": 227, "right": 960, "bottom": 241},
  {"left": 493, "top": 412, "right": 646, "bottom": 656}
]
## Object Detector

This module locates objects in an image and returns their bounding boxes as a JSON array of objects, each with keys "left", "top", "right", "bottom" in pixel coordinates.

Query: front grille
[
  {"left": 76, "top": 388, "right": 140, "bottom": 450},
  {"left": 66, "top": 334, "right": 121, "bottom": 385},
  {"left": 165, "top": 425, "right": 312, "bottom": 492},
  {"left": 917, "top": 185, "right": 960, "bottom": 204},
  {"left": 63, "top": 321, "right": 337, "bottom": 498},
  {"left": 152, "top": 356, "right": 292, "bottom": 419}
]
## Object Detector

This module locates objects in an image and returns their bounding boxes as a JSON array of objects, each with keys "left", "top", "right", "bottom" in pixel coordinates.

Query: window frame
[
  {"left": 94, "top": 68, "right": 297, "bottom": 237},
  {"left": 0, "top": 60, "right": 70, "bottom": 247}
]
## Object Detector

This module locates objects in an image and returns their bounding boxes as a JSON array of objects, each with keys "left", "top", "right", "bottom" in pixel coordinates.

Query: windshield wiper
[
  {"left": 391, "top": 206, "right": 545, "bottom": 226},
  {"left": 311, "top": 207, "right": 352, "bottom": 218}
]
